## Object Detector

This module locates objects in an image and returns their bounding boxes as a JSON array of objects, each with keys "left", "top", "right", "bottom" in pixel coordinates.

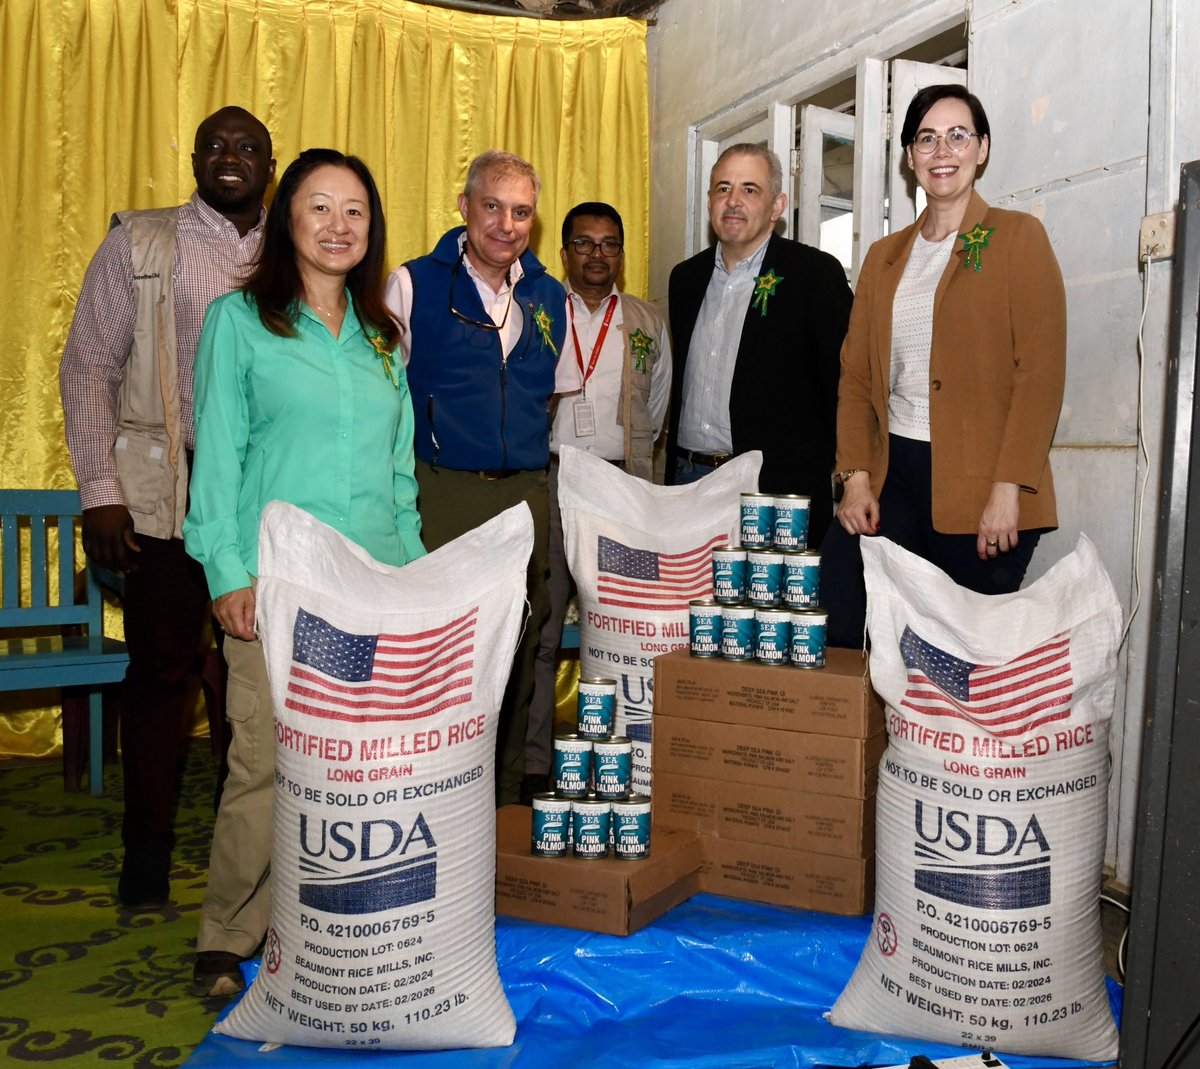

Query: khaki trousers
[{"left": 197, "top": 626, "right": 275, "bottom": 957}]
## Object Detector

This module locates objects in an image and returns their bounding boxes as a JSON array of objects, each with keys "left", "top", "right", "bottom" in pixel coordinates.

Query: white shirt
[
  {"left": 383, "top": 232, "right": 526, "bottom": 365},
  {"left": 888, "top": 231, "right": 956, "bottom": 442},
  {"left": 677, "top": 236, "right": 771, "bottom": 452},
  {"left": 551, "top": 286, "right": 672, "bottom": 461}
]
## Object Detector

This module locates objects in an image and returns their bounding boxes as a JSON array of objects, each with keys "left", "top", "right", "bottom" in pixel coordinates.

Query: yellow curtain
[{"left": 0, "top": 0, "right": 649, "bottom": 756}]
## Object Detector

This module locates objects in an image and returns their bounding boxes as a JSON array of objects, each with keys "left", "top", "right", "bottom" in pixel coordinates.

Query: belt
[
  {"left": 477, "top": 469, "right": 522, "bottom": 481},
  {"left": 682, "top": 449, "right": 734, "bottom": 468},
  {"left": 550, "top": 454, "right": 624, "bottom": 469}
]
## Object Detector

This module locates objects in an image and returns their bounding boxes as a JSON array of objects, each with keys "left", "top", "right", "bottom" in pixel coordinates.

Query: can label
[
  {"left": 790, "top": 609, "right": 828, "bottom": 669},
  {"left": 553, "top": 735, "right": 593, "bottom": 798},
  {"left": 531, "top": 793, "right": 571, "bottom": 857},
  {"left": 577, "top": 678, "right": 616, "bottom": 739},
  {"left": 720, "top": 604, "right": 756, "bottom": 660},
  {"left": 689, "top": 599, "right": 721, "bottom": 657},
  {"left": 783, "top": 551, "right": 821, "bottom": 608},
  {"left": 773, "top": 496, "right": 811, "bottom": 551},
  {"left": 572, "top": 799, "right": 612, "bottom": 860},
  {"left": 740, "top": 493, "right": 776, "bottom": 548},
  {"left": 755, "top": 607, "right": 792, "bottom": 665},
  {"left": 611, "top": 795, "right": 652, "bottom": 860},
  {"left": 747, "top": 550, "right": 784, "bottom": 607},
  {"left": 593, "top": 737, "right": 633, "bottom": 799},
  {"left": 712, "top": 546, "right": 748, "bottom": 604}
]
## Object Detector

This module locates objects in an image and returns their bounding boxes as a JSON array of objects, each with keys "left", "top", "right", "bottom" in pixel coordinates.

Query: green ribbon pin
[
  {"left": 959, "top": 224, "right": 996, "bottom": 272},
  {"left": 534, "top": 305, "right": 558, "bottom": 357},
  {"left": 368, "top": 332, "right": 400, "bottom": 388},
  {"left": 751, "top": 269, "right": 783, "bottom": 316},
  {"left": 628, "top": 328, "right": 654, "bottom": 373}
]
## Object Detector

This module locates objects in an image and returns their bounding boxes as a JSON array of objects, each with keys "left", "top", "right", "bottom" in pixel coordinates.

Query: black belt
[
  {"left": 682, "top": 449, "right": 734, "bottom": 468},
  {"left": 550, "top": 454, "right": 624, "bottom": 469},
  {"left": 477, "top": 469, "right": 522, "bottom": 481}
]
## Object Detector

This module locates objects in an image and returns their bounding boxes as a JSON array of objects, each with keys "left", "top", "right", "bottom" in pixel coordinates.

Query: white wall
[{"left": 647, "top": 0, "right": 1197, "bottom": 885}]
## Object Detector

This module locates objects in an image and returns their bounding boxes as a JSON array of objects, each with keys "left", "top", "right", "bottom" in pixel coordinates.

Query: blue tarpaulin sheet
[{"left": 186, "top": 894, "right": 1121, "bottom": 1068}]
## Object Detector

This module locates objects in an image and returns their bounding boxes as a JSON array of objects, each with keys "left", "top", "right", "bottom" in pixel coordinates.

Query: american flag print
[
  {"left": 285, "top": 606, "right": 478, "bottom": 723},
  {"left": 596, "top": 533, "right": 723, "bottom": 611},
  {"left": 899, "top": 625, "right": 1074, "bottom": 737}
]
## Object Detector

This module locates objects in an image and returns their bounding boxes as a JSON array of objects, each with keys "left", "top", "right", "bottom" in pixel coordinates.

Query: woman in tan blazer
[{"left": 822, "top": 84, "right": 1066, "bottom": 648}]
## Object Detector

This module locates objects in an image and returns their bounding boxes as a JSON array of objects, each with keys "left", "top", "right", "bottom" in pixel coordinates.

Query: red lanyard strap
[{"left": 568, "top": 293, "right": 618, "bottom": 388}]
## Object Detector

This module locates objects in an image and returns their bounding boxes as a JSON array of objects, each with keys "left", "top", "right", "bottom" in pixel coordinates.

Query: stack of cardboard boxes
[{"left": 652, "top": 646, "right": 885, "bottom": 915}]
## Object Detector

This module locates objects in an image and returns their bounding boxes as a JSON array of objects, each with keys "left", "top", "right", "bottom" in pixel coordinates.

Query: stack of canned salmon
[
  {"left": 689, "top": 492, "right": 828, "bottom": 669},
  {"left": 531, "top": 678, "right": 652, "bottom": 861}
]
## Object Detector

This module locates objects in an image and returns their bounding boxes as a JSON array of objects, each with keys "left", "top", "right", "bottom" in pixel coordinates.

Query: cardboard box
[
  {"left": 699, "top": 836, "right": 874, "bottom": 916},
  {"left": 653, "top": 713, "right": 886, "bottom": 798},
  {"left": 494, "top": 806, "right": 702, "bottom": 936},
  {"left": 653, "top": 772, "right": 875, "bottom": 857},
  {"left": 654, "top": 646, "right": 884, "bottom": 738}
]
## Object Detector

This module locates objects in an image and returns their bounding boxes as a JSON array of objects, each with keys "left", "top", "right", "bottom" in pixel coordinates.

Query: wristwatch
[{"left": 835, "top": 469, "right": 867, "bottom": 485}]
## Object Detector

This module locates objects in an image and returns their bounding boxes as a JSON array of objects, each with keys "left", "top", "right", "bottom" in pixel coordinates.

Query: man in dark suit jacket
[{"left": 667, "top": 143, "right": 852, "bottom": 545}]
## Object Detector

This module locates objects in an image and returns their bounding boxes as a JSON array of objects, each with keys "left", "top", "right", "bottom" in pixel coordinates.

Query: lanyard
[{"left": 568, "top": 294, "right": 618, "bottom": 391}]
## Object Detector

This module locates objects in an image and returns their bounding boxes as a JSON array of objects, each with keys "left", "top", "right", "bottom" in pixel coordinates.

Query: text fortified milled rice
[{"left": 828, "top": 536, "right": 1120, "bottom": 1062}]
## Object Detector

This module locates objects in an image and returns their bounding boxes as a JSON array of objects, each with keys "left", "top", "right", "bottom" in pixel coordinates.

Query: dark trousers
[
  {"left": 820, "top": 435, "right": 1040, "bottom": 649},
  {"left": 119, "top": 533, "right": 211, "bottom": 850},
  {"left": 414, "top": 462, "right": 550, "bottom": 805}
]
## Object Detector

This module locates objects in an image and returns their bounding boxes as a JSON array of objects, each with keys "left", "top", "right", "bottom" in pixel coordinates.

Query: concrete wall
[{"left": 647, "top": 0, "right": 1196, "bottom": 884}]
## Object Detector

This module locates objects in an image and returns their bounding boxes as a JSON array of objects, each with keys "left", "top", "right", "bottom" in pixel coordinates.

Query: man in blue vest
[{"left": 384, "top": 151, "right": 566, "bottom": 805}]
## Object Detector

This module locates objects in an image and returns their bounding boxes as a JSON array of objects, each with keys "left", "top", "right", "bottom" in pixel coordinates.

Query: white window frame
[{"left": 685, "top": 0, "right": 968, "bottom": 285}]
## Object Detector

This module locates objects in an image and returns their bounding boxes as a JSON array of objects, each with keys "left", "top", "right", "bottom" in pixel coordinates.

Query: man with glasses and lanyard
[
  {"left": 384, "top": 150, "right": 565, "bottom": 806},
  {"left": 523, "top": 202, "right": 672, "bottom": 800}
]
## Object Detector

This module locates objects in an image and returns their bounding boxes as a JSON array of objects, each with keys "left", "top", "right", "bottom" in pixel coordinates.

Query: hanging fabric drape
[{"left": 0, "top": 0, "right": 649, "bottom": 756}]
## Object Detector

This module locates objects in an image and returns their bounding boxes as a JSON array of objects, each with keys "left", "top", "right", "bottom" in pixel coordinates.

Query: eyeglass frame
[
  {"left": 911, "top": 127, "right": 984, "bottom": 154},
  {"left": 566, "top": 237, "right": 624, "bottom": 258},
  {"left": 448, "top": 251, "right": 514, "bottom": 333}
]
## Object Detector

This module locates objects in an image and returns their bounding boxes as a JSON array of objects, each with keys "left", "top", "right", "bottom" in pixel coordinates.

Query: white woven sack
[
  {"left": 215, "top": 501, "right": 529, "bottom": 1050},
  {"left": 829, "top": 535, "right": 1120, "bottom": 1061},
  {"left": 557, "top": 446, "right": 760, "bottom": 793}
]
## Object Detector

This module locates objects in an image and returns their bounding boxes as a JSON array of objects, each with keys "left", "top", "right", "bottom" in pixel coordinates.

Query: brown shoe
[{"left": 192, "top": 950, "right": 246, "bottom": 998}]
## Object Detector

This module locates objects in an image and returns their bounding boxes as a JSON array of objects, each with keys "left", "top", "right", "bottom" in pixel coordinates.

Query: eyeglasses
[
  {"left": 912, "top": 127, "right": 981, "bottom": 154},
  {"left": 568, "top": 238, "right": 623, "bottom": 258},
  {"left": 448, "top": 253, "right": 513, "bottom": 333}
]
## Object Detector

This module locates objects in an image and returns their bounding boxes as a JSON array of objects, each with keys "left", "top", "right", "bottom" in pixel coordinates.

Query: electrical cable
[
  {"left": 1099, "top": 891, "right": 1130, "bottom": 983},
  {"left": 1120, "top": 252, "right": 1155, "bottom": 649}
]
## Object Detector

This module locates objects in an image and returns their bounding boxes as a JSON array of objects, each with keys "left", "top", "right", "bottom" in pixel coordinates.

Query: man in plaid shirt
[{"left": 60, "top": 106, "right": 275, "bottom": 917}]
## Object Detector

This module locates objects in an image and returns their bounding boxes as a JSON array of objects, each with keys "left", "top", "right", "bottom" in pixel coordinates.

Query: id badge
[{"left": 572, "top": 398, "right": 597, "bottom": 438}]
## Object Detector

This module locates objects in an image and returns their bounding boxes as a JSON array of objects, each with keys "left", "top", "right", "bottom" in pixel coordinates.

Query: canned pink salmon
[
  {"left": 577, "top": 677, "right": 617, "bottom": 738},
  {"left": 773, "top": 495, "right": 811, "bottom": 550},
  {"left": 754, "top": 606, "right": 792, "bottom": 665},
  {"left": 531, "top": 793, "right": 571, "bottom": 857},
  {"left": 611, "top": 795, "right": 652, "bottom": 860},
  {"left": 740, "top": 493, "right": 776, "bottom": 548},
  {"left": 571, "top": 797, "right": 611, "bottom": 859},
  {"left": 689, "top": 599, "right": 721, "bottom": 657},
  {"left": 720, "top": 603, "right": 756, "bottom": 660},
  {"left": 747, "top": 549, "right": 784, "bottom": 607},
  {"left": 593, "top": 736, "right": 633, "bottom": 799},
  {"left": 790, "top": 607, "right": 828, "bottom": 669},
  {"left": 712, "top": 545, "right": 748, "bottom": 603},
  {"left": 783, "top": 550, "right": 821, "bottom": 608},
  {"left": 553, "top": 734, "right": 593, "bottom": 797}
]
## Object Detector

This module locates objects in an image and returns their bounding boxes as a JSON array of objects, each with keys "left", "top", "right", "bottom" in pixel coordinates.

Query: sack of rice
[
  {"left": 828, "top": 535, "right": 1120, "bottom": 1061},
  {"left": 215, "top": 501, "right": 529, "bottom": 1050},
  {"left": 557, "top": 446, "right": 760, "bottom": 792}
]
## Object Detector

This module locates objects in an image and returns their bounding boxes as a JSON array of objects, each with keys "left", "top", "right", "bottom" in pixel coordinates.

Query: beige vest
[
  {"left": 615, "top": 293, "right": 667, "bottom": 481},
  {"left": 112, "top": 208, "right": 189, "bottom": 540}
]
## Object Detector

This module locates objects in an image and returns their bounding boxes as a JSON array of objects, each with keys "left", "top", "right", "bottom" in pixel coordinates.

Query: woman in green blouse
[{"left": 183, "top": 149, "right": 425, "bottom": 997}]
